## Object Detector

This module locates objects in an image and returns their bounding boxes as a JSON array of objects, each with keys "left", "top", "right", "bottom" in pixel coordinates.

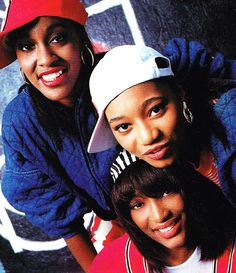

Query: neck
[{"left": 165, "top": 246, "right": 195, "bottom": 267}]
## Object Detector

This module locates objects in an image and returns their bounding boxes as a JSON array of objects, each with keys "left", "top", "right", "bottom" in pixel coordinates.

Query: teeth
[
  {"left": 158, "top": 224, "right": 174, "bottom": 233},
  {"left": 42, "top": 70, "right": 63, "bottom": 82}
]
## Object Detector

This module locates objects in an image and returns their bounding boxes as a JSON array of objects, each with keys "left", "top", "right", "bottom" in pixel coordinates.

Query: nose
[
  {"left": 37, "top": 44, "right": 56, "bottom": 67},
  {"left": 148, "top": 199, "right": 169, "bottom": 223},
  {"left": 136, "top": 122, "right": 160, "bottom": 145}
]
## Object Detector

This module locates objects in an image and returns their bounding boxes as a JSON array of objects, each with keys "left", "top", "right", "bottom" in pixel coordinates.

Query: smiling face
[
  {"left": 14, "top": 17, "right": 82, "bottom": 107},
  {"left": 130, "top": 192, "right": 187, "bottom": 251},
  {"left": 105, "top": 80, "right": 185, "bottom": 168}
]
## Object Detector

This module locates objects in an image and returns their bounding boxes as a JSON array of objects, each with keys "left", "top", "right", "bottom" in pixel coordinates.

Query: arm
[
  {"left": 1, "top": 94, "right": 94, "bottom": 242},
  {"left": 163, "top": 38, "right": 236, "bottom": 81},
  {"left": 2, "top": 132, "right": 96, "bottom": 270},
  {"left": 65, "top": 229, "right": 97, "bottom": 273}
]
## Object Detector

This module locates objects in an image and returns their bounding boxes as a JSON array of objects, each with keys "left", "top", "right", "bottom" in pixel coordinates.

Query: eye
[
  {"left": 149, "top": 100, "right": 168, "bottom": 118},
  {"left": 130, "top": 201, "right": 144, "bottom": 210},
  {"left": 50, "top": 32, "right": 68, "bottom": 44},
  {"left": 16, "top": 41, "right": 35, "bottom": 52},
  {"left": 115, "top": 123, "right": 130, "bottom": 133},
  {"left": 150, "top": 104, "right": 162, "bottom": 116},
  {"left": 130, "top": 196, "right": 145, "bottom": 210},
  {"left": 162, "top": 191, "right": 170, "bottom": 197}
]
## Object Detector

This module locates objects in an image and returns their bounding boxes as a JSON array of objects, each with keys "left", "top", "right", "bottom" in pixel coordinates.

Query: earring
[
  {"left": 183, "top": 101, "right": 193, "bottom": 124},
  {"left": 81, "top": 44, "right": 95, "bottom": 67},
  {"left": 20, "top": 68, "right": 30, "bottom": 85}
]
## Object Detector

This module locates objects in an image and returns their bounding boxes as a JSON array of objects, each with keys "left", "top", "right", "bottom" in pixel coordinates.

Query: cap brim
[{"left": 87, "top": 113, "right": 117, "bottom": 153}]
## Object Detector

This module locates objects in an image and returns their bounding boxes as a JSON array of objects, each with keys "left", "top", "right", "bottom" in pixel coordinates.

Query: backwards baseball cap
[
  {"left": 88, "top": 44, "right": 174, "bottom": 153},
  {"left": 0, "top": 0, "right": 88, "bottom": 68}
]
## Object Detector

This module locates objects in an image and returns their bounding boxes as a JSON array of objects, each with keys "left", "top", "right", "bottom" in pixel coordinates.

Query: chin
[
  {"left": 147, "top": 158, "right": 176, "bottom": 169},
  {"left": 165, "top": 236, "right": 186, "bottom": 250}
]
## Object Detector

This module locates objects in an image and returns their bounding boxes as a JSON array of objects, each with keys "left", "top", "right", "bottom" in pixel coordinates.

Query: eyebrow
[
  {"left": 141, "top": 96, "right": 163, "bottom": 110},
  {"left": 108, "top": 96, "right": 163, "bottom": 124}
]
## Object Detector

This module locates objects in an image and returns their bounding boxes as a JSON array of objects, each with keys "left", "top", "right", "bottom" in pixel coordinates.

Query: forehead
[
  {"left": 26, "top": 16, "right": 68, "bottom": 34},
  {"left": 108, "top": 80, "right": 175, "bottom": 108}
]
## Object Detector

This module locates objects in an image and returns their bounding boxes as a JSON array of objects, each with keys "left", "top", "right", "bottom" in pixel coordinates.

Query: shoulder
[
  {"left": 89, "top": 234, "right": 130, "bottom": 273},
  {"left": 2, "top": 85, "right": 36, "bottom": 127},
  {"left": 98, "top": 233, "right": 130, "bottom": 257},
  {"left": 213, "top": 87, "right": 236, "bottom": 114},
  {"left": 213, "top": 88, "right": 236, "bottom": 143},
  {"left": 89, "top": 234, "right": 146, "bottom": 273},
  {"left": 215, "top": 235, "right": 236, "bottom": 272}
]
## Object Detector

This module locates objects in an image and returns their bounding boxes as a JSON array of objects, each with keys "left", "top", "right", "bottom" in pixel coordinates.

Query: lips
[
  {"left": 39, "top": 67, "right": 67, "bottom": 87},
  {"left": 41, "top": 70, "right": 63, "bottom": 82},
  {"left": 142, "top": 143, "right": 169, "bottom": 160},
  {"left": 152, "top": 216, "right": 181, "bottom": 239}
]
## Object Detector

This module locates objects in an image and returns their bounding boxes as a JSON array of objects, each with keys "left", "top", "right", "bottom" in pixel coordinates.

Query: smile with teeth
[
  {"left": 42, "top": 70, "right": 63, "bottom": 82},
  {"left": 158, "top": 224, "right": 175, "bottom": 233}
]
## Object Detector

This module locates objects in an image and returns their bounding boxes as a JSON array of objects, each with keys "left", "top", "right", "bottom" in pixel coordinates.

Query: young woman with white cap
[{"left": 88, "top": 44, "right": 236, "bottom": 208}]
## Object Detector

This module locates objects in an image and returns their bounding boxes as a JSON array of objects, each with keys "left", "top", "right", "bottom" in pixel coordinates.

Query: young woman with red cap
[
  {"left": 0, "top": 1, "right": 235, "bottom": 272},
  {"left": 0, "top": 0, "right": 123, "bottom": 271}
]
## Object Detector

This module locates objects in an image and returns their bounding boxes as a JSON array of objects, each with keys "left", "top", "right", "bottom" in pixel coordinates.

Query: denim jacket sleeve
[
  {"left": 1, "top": 92, "right": 90, "bottom": 238},
  {"left": 163, "top": 38, "right": 236, "bottom": 81},
  {"left": 211, "top": 88, "right": 236, "bottom": 207}
]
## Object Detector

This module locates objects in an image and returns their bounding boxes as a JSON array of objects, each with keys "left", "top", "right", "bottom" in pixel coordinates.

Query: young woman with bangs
[{"left": 89, "top": 160, "right": 236, "bottom": 273}]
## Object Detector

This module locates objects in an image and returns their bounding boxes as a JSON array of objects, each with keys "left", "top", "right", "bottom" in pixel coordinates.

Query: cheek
[
  {"left": 115, "top": 133, "right": 136, "bottom": 153},
  {"left": 161, "top": 107, "right": 183, "bottom": 136},
  {"left": 65, "top": 43, "right": 81, "bottom": 62},
  {"left": 70, "top": 58, "right": 82, "bottom": 76},
  {"left": 17, "top": 52, "right": 35, "bottom": 75},
  {"left": 131, "top": 212, "right": 143, "bottom": 229},
  {"left": 131, "top": 207, "right": 149, "bottom": 229},
  {"left": 66, "top": 49, "right": 82, "bottom": 78},
  {"left": 173, "top": 196, "right": 185, "bottom": 212}
]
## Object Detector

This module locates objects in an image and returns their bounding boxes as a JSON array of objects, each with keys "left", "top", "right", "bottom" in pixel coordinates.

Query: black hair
[
  {"left": 6, "top": 17, "right": 95, "bottom": 150},
  {"left": 112, "top": 160, "right": 236, "bottom": 271},
  {"left": 155, "top": 75, "right": 236, "bottom": 164},
  {"left": 181, "top": 74, "right": 236, "bottom": 151}
]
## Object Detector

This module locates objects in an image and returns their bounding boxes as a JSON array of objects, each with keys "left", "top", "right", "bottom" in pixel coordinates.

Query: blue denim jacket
[
  {"left": 2, "top": 38, "right": 236, "bottom": 238},
  {"left": 2, "top": 86, "right": 120, "bottom": 238}
]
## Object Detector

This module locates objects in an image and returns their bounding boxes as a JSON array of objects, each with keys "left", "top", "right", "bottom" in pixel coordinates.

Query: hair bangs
[{"left": 112, "top": 160, "right": 182, "bottom": 215}]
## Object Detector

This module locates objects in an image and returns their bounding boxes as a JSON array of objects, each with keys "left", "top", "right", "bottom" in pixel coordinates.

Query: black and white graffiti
[{"left": 0, "top": 0, "right": 235, "bottom": 272}]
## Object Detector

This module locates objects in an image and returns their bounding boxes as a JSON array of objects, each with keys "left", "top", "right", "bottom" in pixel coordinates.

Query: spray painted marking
[
  {"left": 0, "top": 0, "right": 11, "bottom": 32},
  {"left": 86, "top": 0, "right": 145, "bottom": 46}
]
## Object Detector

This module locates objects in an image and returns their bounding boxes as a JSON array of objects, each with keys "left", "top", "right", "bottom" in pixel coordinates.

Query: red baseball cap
[{"left": 0, "top": 0, "right": 88, "bottom": 68}]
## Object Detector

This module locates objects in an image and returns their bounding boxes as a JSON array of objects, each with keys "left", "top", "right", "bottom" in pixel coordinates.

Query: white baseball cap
[{"left": 88, "top": 45, "right": 174, "bottom": 153}]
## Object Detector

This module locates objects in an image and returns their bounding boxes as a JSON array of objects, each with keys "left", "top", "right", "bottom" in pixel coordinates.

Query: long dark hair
[
  {"left": 112, "top": 160, "right": 236, "bottom": 271},
  {"left": 6, "top": 17, "right": 95, "bottom": 150}
]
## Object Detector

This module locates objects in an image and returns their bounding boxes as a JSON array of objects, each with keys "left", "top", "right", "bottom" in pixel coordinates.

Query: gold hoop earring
[
  {"left": 183, "top": 101, "right": 193, "bottom": 124},
  {"left": 81, "top": 44, "right": 95, "bottom": 67},
  {"left": 20, "top": 68, "right": 30, "bottom": 85}
]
